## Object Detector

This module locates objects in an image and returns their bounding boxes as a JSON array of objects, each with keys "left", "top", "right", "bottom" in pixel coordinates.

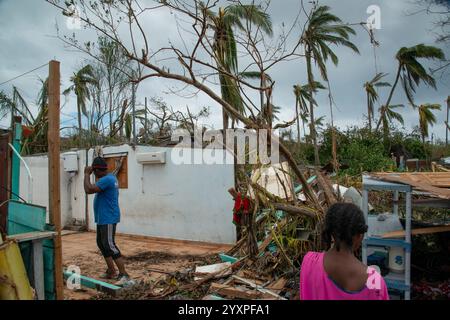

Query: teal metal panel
[
  {"left": 219, "top": 253, "right": 238, "bottom": 263},
  {"left": 7, "top": 200, "right": 56, "bottom": 300},
  {"left": 43, "top": 238, "right": 56, "bottom": 300},
  {"left": 63, "top": 271, "right": 121, "bottom": 296},
  {"left": 7, "top": 201, "right": 47, "bottom": 234},
  {"left": 294, "top": 175, "right": 317, "bottom": 194},
  {"left": 11, "top": 122, "right": 22, "bottom": 200}
]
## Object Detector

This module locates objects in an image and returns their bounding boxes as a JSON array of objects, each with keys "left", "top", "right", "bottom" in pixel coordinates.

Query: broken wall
[{"left": 19, "top": 144, "right": 236, "bottom": 244}]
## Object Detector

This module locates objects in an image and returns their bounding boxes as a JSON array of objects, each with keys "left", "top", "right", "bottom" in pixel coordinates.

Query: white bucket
[{"left": 388, "top": 247, "right": 405, "bottom": 273}]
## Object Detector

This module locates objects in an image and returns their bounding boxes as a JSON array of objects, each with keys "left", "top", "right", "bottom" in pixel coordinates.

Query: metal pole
[
  {"left": 405, "top": 190, "right": 412, "bottom": 300},
  {"left": 85, "top": 148, "right": 89, "bottom": 230},
  {"left": 446, "top": 96, "right": 449, "bottom": 147},
  {"left": 144, "top": 97, "right": 147, "bottom": 143},
  {"left": 393, "top": 191, "right": 399, "bottom": 216},
  {"left": 132, "top": 82, "right": 136, "bottom": 145},
  {"left": 362, "top": 188, "right": 369, "bottom": 264}
]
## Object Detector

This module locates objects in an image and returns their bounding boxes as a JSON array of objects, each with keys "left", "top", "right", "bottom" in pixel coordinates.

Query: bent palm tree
[
  {"left": 376, "top": 44, "right": 445, "bottom": 131},
  {"left": 64, "top": 65, "right": 97, "bottom": 138},
  {"left": 302, "top": 5, "right": 359, "bottom": 165},
  {"left": 416, "top": 103, "right": 441, "bottom": 144},
  {"left": 293, "top": 82, "right": 325, "bottom": 143},
  {"left": 204, "top": 3, "right": 273, "bottom": 130},
  {"left": 379, "top": 104, "right": 405, "bottom": 139},
  {"left": 364, "top": 73, "right": 391, "bottom": 132},
  {"left": 0, "top": 87, "right": 35, "bottom": 126}
]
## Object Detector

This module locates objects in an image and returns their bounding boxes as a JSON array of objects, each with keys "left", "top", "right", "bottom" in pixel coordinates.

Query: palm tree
[
  {"left": 379, "top": 104, "right": 405, "bottom": 139},
  {"left": 0, "top": 87, "right": 35, "bottom": 126},
  {"left": 63, "top": 65, "right": 97, "bottom": 138},
  {"left": 314, "top": 116, "right": 326, "bottom": 133},
  {"left": 293, "top": 82, "right": 325, "bottom": 143},
  {"left": 302, "top": 5, "right": 359, "bottom": 165},
  {"left": 364, "top": 73, "right": 391, "bottom": 132},
  {"left": 21, "top": 78, "right": 50, "bottom": 155},
  {"left": 204, "top": 4, "right": 273, "bottom": 130},
  {"left": 376, "top": 44, "right": 445, "bottom": 131},
  {"left": 416, "top": 103, "right": 441, "bottom": 144},
  {"left": 300, "top": 110, "right": 309, "bottom": 142}
]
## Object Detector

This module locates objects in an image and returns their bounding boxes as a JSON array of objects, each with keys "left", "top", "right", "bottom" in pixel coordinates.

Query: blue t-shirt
[{"left": 93, "top": 173, "right": 120, "bottom": 225}]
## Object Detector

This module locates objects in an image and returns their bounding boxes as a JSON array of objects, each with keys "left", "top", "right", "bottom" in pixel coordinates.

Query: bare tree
[{"left": 46, "top": 0, "right": 322, "bottom": 210}]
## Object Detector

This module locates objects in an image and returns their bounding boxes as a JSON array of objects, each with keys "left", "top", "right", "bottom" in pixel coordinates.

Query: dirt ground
[{"left": 62, "top": 231, "right": 232, "bottom": 300}]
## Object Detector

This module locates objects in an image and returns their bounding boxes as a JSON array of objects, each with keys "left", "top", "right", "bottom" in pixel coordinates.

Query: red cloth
[{"left": 233, "top": 193, "right": 251, "bottom": 225}]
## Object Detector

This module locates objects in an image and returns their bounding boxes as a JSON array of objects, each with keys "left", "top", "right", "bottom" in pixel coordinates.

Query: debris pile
[{"left": 93, "top": 165, "right": 341, "bottom": 300}]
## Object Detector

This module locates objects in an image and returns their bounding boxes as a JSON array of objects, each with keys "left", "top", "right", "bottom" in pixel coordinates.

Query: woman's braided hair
[{"left": 322, "top": 202, "right": 368, "bottom": 251}]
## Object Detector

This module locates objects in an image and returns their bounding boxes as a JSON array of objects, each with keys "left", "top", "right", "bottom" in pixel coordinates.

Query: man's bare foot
[{"left": 100, "top": 270, "right": 117, "bottom": 280}]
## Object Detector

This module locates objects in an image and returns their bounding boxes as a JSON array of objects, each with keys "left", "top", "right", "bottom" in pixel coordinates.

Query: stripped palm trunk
[{"left": 306, "top": 48, "right": 320, "bottom": 166}]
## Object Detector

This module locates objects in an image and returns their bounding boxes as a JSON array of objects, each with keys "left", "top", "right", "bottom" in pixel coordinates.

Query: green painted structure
[
  {"left": 7, "top": 120, "right": 57, "bottom": 300},
  {"left": 10, "top": 121, "right": 21, "bottom": 200}
]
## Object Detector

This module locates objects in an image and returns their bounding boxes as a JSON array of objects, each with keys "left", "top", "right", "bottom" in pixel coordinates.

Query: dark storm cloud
[{"left": 0, "top": 0, "right": 448, "bottom": 139}]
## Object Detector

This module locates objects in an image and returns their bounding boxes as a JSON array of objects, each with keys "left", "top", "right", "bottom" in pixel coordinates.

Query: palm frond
[{"left": 225, "top": 4, "right": 273, "bottom": 36}]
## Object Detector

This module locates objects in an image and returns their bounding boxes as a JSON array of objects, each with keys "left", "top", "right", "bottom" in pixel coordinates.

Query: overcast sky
[{"left": 0, "top": 0, "right": 449, "bottom": 141}]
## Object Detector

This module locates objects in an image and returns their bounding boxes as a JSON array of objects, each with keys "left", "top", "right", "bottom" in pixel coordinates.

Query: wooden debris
[
  {"left": 231, "top": 275, "right": 287, "bottom": 300},
  {"left": 382, "top": 225, "right": 450, "bottom": 238},
  {"left": 194, "top": 262, "right": 232, "bottom": 280},
  {"left": 209, "top": 282, "right": 264, "bottom": 299},
  {"left": 266, "top": 277, "right": 288, "bottom": 294},
  {"left": 370, "top": 172, "right": 450, "bottom": 199}
]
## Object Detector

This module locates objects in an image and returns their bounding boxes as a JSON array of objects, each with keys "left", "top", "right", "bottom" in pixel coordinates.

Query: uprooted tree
[{"left": 47, "top": 0, "right": 341, "bottom": 268}]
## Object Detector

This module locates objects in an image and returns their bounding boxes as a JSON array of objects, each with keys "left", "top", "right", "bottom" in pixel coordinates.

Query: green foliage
[
  {"left": 390, "top": 130, "right": 429, "bottom": 159},
  {"left": 319, "top": 126, "right": 394, "bottom": 175},
  {"left": 339, "top": 139, "right": 395, "bottom": 175}
]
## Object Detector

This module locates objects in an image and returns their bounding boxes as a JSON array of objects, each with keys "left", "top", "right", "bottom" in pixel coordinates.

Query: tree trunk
[
  {"left": 328, "top": 86, "right": 338, "bottom": 173},
  {"left": 367, "top": 92, "right": 372, "bottom": 132},
  {"left": 302, "top": 120, "right": 307, "bottom": 143},
  {"left": 306, "top": 49, "right": 320, "bottom": 166},
  {"left": 109, "top": 86, "right": 113, "bottom": 136},
  {"left": 376, "top": 65, "right": 401, "bottom": 132},
  {"left": 77, "top": 100, "right": 83, "bottom": 140},
  {"left": 295, "top": 98, "right": 301, "bottom": 144},
  {"left": 222, "top": 108, "right": 229, "bottom": 130}
]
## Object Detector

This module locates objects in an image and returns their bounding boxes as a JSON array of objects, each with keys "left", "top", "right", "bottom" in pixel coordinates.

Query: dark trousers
[{"left": 96, "top": 224, "right": 121, "bottom": 260}]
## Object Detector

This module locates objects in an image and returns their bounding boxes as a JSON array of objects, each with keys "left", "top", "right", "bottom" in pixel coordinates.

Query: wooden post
[{"left": 48, "top": 60, "right": 64, "bottom": 300}]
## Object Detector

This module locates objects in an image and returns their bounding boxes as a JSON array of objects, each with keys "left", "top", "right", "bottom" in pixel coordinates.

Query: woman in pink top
[{"left": 300, "top": 203, "right": 389, "bottom": 300}]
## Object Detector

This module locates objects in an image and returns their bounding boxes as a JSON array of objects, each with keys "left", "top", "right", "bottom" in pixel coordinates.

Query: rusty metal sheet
[{"left": 370, "top": 172, "right": 450, "bottom": 199}]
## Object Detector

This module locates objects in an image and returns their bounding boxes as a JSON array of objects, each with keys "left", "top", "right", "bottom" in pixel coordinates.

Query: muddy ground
[{"left": 62, "top": 232, "right": 232, "bottom": 300}]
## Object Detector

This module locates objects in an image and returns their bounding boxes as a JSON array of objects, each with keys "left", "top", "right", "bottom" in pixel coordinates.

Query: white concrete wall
[
  {"left": 19, "top": 153, "right": 73, "bottom": 227},
  {"left": 19, "top": 144, "right": 236, "bottom": 244}
]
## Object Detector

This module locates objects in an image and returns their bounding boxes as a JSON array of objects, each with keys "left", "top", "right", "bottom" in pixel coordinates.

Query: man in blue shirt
[{"left": 84, "top": 157, "right": 130, "bottom": 285}]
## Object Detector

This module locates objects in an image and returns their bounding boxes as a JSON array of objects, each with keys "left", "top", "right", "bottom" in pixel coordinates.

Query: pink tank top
[{"left": 300, "top": 252, "right": 389, "bottom": 300}]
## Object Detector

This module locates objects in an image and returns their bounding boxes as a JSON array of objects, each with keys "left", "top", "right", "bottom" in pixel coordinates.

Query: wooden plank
[
  {"left": 266, "top": 277, "right": 287, "bottom": 293},
  {"left": 48, "top": 60, "right": 64, "bottom": 300},
  {"left": 209, "top": 282, "right": 262, "bottom": 299},
  {"left": 105, "top": 156, "right": 128, "bottom": 188},
  {"left": 231, "top": 275, "right": 286, "bottom": 300},
  {"left": 382, "top": 225, "right": 450, "bottom": 238},
  {"left": 202, "top": 294, "right": 225, "bottom": 300},
  {"left": 413, "top": 199, "right": 450, "bottom": 209},
  {"left": 370, "top": 173, "right": 450, "bottom": 199},
  {"left": 32, "top": 240, "right": 45, "bottom": 300},
  {"left": 7, "top": 231, "right": 56, "bottom": 243}
]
